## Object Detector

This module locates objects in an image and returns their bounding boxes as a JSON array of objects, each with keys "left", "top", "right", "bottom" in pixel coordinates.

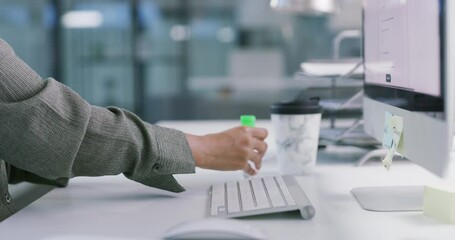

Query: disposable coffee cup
[{"left": 270, "top": 97, "right": 323, "bottom": 175}]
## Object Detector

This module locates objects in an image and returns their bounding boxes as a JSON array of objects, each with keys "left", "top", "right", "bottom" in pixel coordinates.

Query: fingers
[
  {"left": 252, "top": 138, "right": 268, "bottom": 155},
  {"left": 247, "top": 139, "right": 267, "bottom": 170},
  {"left": 246, "top": 127, "right": 268, "bottom": 140},
  {"left": 240, "top": 127, "right": 268, "bottom": 171},
  {"left": 243, "top": 161, "right": 258, "bottom": 176},
  {"left": 218, "top": 126, "right": 268, "bottom": 174}
]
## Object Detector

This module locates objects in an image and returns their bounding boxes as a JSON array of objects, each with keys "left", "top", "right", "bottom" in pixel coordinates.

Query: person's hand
[{"left": 185, "top": 126, "right": 268, "bottom": 176}]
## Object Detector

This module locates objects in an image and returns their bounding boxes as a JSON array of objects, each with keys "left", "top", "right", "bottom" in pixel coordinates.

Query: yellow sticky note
[
  {"left": 423, "top": 185, "right": 455, "bottom": 224},
  {"left": 383, "top": 112, "right": 395, "bottom": 149},
  {"left": 381, "top": 112, "right": 403, "bottom": 170},
  {"left": 383, "top": 112, "right": 403, "bottom": 150}
]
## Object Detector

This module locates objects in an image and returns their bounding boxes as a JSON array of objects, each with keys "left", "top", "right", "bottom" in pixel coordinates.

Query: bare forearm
[{"left": 185, "top": 134, "right": 207, "bottom": 168}]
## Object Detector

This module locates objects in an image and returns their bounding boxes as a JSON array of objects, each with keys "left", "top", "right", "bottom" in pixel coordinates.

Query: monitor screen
[
  {"left": 364, "top": 0, "right": 441, "bottom": 96},
  {"left": 363, "top": 0, "right": 444, "bottom": 114},
  {"left": 362, "top": 0, "right": 453, "bottom": 177}
]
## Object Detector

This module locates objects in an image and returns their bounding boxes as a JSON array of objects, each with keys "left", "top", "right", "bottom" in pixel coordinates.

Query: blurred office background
[{"left": 0, "top": 0, "right": 362, "bottom": 123}]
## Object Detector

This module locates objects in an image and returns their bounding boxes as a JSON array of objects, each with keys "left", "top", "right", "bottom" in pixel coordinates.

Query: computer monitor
[{"left": 355, "top": 0, "right": 455, "bottom": 211}]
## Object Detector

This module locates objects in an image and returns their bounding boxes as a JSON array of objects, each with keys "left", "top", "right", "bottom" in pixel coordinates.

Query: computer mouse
[{"left": 162, "top": 218, "right": 267, "bottom": 240}]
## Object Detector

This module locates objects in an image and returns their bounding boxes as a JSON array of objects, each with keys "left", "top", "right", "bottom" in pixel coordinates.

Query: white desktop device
[
  {"left": 163, "top": 218, "right": 267, "bottom": 240},
  {"left": 355, "top": 0, "right": 455, "bottom": 211},
  {"left": 208, "top": 175, "right": 315, "bottom": 219}
]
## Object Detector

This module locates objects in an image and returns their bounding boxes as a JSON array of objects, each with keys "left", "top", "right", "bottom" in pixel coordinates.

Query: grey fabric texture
[{"left": 0, "top": 38, "right": 196, "bottom": 221}]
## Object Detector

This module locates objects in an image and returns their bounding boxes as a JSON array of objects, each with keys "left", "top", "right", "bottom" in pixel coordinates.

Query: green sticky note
[{"left": 240, "top": 115, "right": 256, "bottom": 127}]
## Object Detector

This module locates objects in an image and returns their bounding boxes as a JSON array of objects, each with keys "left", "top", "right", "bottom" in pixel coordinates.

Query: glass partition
[
  {"left": 0, "top": 0, "right": 362, "bottom": 122},
  {"left": 60, "top": 0, "right": 135, "bottom": 111},
  {"left": 0, "top": 0, "right": 55, "bottom": 79}
]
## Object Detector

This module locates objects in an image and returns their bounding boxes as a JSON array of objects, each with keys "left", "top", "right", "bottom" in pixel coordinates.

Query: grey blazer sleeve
[{"left": 0, "top": 38, "right": 195, "bottom": 193}]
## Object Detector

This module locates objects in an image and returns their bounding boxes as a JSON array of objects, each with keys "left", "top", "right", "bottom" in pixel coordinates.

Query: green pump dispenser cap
[{"left": 240, "top": 115, "right": 256, "bottom": 127}]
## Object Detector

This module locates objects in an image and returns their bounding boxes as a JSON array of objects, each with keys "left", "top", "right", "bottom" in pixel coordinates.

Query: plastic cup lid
[{"left": 270, "top": 96, "right": 323, "bottom": 115}]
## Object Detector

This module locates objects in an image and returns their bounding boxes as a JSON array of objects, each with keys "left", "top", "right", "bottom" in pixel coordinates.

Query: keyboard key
[
  {"left": 238, "top": 180, "right": 255, "bottom": 211},
  {"left": 251, "top": 178, "right": 271, "bottom": 209},
  {"left": 217, "top": 206, "right": 226, "bottom": 214},
  {"left": 263, "top": 177, "right": 286, "bottom": 207},
  {"left": 275, "top": 177, "right": 296, "bottom": 206},
  {"left": 226, "top": 182, "right": 240, "bottom": 213},
  {"left": 210, "top": 184, "right": 226, "bottom": 216}
]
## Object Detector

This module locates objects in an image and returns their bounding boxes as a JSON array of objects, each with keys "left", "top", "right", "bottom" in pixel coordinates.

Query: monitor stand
[{"left": 351, "top": 186, "right": 424, "bottom": 211}]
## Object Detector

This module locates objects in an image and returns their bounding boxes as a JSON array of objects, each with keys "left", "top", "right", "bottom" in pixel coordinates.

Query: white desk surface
[{"left": 1, "top": 120, "right": 455, "bottom": 240}]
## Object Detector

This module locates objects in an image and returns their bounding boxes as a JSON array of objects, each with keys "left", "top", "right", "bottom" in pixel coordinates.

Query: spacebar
[{"left": 210, "top": 184, "right": 226, "bottom": 216}]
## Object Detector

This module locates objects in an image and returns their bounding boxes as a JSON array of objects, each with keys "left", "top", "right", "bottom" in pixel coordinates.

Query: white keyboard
[{"left": 209, "top": 175, "right": 315, "bottom": 219}]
